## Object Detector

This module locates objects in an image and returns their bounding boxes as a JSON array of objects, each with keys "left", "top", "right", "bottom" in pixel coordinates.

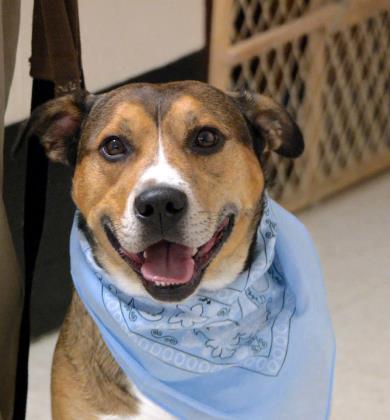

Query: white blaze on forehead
[
  {"left": 136, "top": 103, "right": 188, "bottom": 191},
  {"left": 118, "top": 102, "right": 215, "bottom": 255},
  {"left": 137, "top": 142, "right": 188, "bottom": 190},
  {"left": 119, "top": 103, "right": 198, "bottom": 251}
]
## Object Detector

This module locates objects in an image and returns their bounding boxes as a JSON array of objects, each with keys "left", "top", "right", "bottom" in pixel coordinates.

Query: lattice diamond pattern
[
  {"left": 228, "top": 6, "right": 390, "bottom": 204},
  {"left": 230, "top": 35, "right": 310, "bottom": 200},
  {"left": 318, "top": 10, "right": 390, "bottom": 179},
  {"left": 232, "top": 0, "right": 314, "bottom": 43}
]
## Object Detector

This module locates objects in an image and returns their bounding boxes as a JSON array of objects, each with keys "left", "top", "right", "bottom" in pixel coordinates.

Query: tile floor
[{"left": 26, "top": 171, "right": 390, "bottom": 420}]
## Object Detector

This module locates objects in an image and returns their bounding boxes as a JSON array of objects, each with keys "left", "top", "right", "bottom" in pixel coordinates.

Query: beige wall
[{"left": 5, "top": 0, "right": 205, "bottom": 125}]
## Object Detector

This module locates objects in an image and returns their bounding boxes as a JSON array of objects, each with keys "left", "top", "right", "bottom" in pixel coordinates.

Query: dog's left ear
[
  {"left": 231, "top": 91, "right": 304, "bottom": 158},
  {"left": 21, "top": 91, "right": 97, "bottom": 166}
]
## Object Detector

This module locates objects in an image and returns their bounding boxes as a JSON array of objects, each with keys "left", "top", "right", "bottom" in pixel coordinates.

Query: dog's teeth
[
  {"left": 143, "top": 251, "right": 147, "bottom": 258},
  {"left": 153, "top": 281, "right": 175, "bottom": 287},
  {"left": 191, "top": 248, "right": 197, "bottom": 256},
  {"left": 150, "top": 279, "right": 182, "bottom": 287}
]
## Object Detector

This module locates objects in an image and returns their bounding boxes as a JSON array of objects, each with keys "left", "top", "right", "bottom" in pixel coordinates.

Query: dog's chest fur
[
  {"left": 40, "top": 82, "right": 304, "bottom": 418},
  {"left": 97, "top": 388, "right": 174, "bottom": 420},
  {"left": 52, "top": 293, "right": 173, "bottom": 419}
]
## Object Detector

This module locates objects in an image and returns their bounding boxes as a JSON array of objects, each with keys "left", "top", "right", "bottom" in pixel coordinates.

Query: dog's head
[{"left": 27, "top": 81, "right": 303, "bottom": 301}]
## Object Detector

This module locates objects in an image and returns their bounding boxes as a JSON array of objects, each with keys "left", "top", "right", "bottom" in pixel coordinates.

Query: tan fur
[
  {"left": 27, "top": 81, "right": 302, "bottom": 418},
  {"left": 72, "top": 90, "right": 263, "bottom": 290},
  {"left": 72, "top": 101, "right": 160, "bottom": 286},
  {"left": 51, "top": 293, "right": 138, "bottom": 419},
  {"left": 161, "top": 95, "right": 264, "bottom": 287}
]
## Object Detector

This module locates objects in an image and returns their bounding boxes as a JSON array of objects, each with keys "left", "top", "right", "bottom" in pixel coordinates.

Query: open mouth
[{"left": 103, "top": 215, "right": 234, "bottom": 301}]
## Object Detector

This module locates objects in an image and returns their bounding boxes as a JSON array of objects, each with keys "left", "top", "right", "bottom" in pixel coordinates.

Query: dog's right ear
[{"left": 22, "top": 91, "right": 97, "bottom": 166}]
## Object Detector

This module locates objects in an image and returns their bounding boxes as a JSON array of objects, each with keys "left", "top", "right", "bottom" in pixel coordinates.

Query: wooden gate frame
[{"left": 209, "top": 0, "right": 390, "bottom": 211}]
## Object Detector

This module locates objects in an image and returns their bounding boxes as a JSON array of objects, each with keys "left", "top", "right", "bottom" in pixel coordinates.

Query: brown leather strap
[
  {"left": 30, "top": 0, "right": 84, "bottom": 96},
  {"left": 13, "top": 2, "right": 84, "bottom": 419}
]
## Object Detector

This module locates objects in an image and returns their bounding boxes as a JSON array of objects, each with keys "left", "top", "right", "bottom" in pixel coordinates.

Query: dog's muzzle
[{"left": 103, "top": 185, "right": 235, "bottom": 301}]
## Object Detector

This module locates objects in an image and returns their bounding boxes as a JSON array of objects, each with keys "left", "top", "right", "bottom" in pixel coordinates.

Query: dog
[{"left": 27, "top": 81, "right": 305, "bottom": 419}]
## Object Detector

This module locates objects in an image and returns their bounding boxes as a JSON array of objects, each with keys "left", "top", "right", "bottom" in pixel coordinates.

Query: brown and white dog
[{"left": 27, "top": 81, "right": 303, "bottom": 419}]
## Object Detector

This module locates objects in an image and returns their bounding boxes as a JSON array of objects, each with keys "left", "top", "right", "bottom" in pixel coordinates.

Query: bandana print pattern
[{"left": 86, "top": 198, "right": 296, "bottom": 377}]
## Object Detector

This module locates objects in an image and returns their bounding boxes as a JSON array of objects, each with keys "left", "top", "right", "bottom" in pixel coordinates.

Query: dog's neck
[
  {"left": 69, "top": 198, "right": 296, "bottom": 381},
  {"left": 68, "top": 198, "right": 335, "bottom": 419}
]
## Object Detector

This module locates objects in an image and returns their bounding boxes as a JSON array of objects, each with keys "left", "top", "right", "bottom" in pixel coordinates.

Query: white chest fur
[{"left": 98, "top": 381, "right": 174, "bottom": 420}]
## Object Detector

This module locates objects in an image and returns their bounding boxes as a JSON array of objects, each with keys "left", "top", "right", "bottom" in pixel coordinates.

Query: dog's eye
[
  {"left": 196, "top": 129, "right": 218, "bottom": 147},
  {"left": 190, "top": 128, "right": 224, "bottom": 155},
  {"left": 100, "top": 136, "right": 129, "bottom": 161}
]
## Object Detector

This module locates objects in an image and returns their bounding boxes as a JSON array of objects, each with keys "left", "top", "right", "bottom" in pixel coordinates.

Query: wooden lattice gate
[{"left": 209, "top": 0, "right": 390, "bottom": 211}]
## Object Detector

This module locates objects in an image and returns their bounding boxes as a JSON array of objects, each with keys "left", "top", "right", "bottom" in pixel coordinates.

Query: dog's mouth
[{"left": 103, "top": 215, "right": 234, "bottom": 301}]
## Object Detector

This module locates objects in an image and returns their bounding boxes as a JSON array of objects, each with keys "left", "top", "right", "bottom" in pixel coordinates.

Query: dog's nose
[{"left": 134, "top": 187, "right": 188, "bottom": 232}]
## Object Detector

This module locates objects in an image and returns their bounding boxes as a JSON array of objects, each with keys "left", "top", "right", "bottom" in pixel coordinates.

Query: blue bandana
[{"left": 70, "top": 198, "right": 335, "bottom": 419}]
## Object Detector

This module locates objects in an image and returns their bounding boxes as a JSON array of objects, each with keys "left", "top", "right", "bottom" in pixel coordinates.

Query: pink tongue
[{"left": 141, "top": 241, "right": 195, "bottom": 284}]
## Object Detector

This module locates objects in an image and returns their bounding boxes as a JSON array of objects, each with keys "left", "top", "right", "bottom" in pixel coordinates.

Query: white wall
[{"left": 5, "top": 0, "right": 205, "bottom": 125}]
